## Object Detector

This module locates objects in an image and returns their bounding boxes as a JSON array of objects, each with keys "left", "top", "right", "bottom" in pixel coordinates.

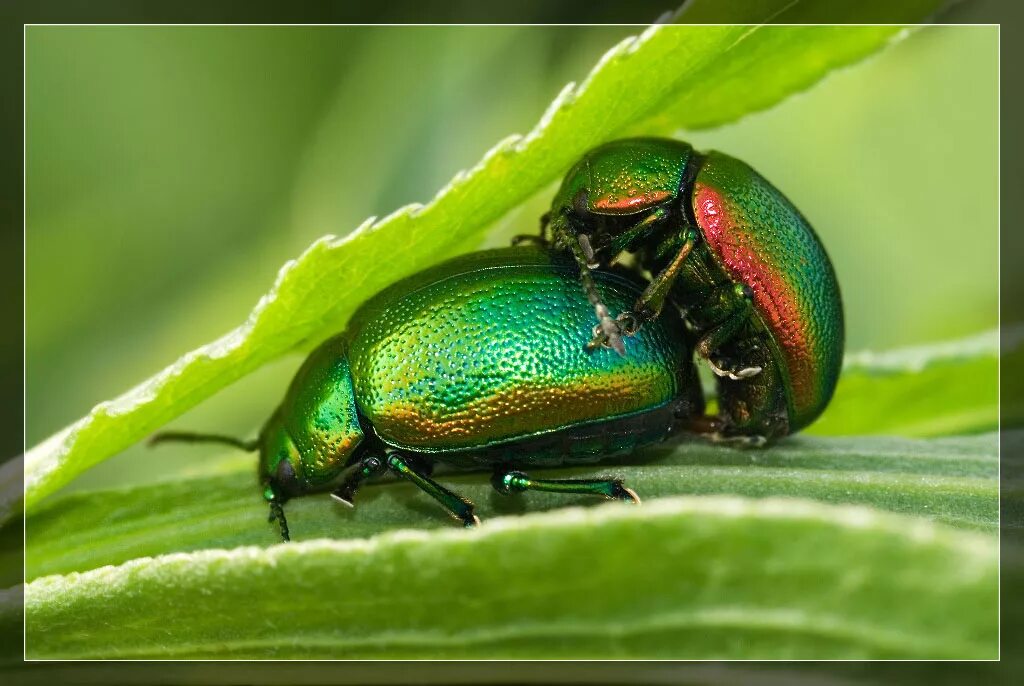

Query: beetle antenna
[
  {"left": 553, "top": 222, "right": 625, "bottom": 356},
  {"left": 148, "top": 430, "right": 259, "bottom": 452},
  {"left": 269, "top": 500, "right": 291, "bottom": 542}
]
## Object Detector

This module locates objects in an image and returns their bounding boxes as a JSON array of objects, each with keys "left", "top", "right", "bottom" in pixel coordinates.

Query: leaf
[
  {"left": 20, "top": 25, "right": 910, "bottom": 517},
  {"left": 808, "top": 328, "right": 1000, "bottom": 437},
  {"left": 25, "top": 432, "right": 996, "bottom": 581},
  {"left": 23, "top": 496, "right": 998, "bottom": 659},
  {"left": 675, "top": 0, "right": 948, "bottom": 23}
]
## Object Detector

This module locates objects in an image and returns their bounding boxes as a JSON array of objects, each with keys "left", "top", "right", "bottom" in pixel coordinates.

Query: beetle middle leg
[
  {"left": 386, "top": 452, "right": 480, "bottom": 527},
  {"left": 491, "top": 468, "right": 640, "bottom": 504},
  {"left": 694, "top": 283, "right": 763, "bottom": 380},
  {"left": 330, "top": 454, "right": 387, "bottom": 507}
]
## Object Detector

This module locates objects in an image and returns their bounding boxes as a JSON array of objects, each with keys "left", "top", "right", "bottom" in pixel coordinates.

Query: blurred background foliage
[{"left": 25, "top": 25, "right": 997, "bottom": 492}]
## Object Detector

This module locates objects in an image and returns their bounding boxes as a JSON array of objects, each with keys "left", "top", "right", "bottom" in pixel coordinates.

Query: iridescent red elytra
[{"left": 541, "top": 137, "right": 844, "bottom": 443}]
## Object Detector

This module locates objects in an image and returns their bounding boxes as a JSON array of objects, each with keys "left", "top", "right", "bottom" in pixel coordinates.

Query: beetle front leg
[
  {"left": 607, "top": 206, "right": 671, "bottom": 256},
  {"left": 512, "top": 211, "right": 553, "bottom": 247},
  {"left": 585, "top": 209, "right": 685, "bottom": 353},
  {"left": 491, "top": 468, "right": 640, "bottom": 504},
  {"left": 386, "top": 452, "right": 480, "bottom": 527},
  {"left": 627, "top": 227, "right": 697, "bottom": 327}
]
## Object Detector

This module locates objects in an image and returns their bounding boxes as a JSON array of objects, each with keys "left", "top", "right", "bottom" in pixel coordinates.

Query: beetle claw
[
  {"left": 588, "top": 320, "right": 626, "bottom": 356},
  {"left": 707, "top": 432, "right": 769, "bottom": 449},
  {"left": 330, "top": 490, "right": 356, "bottom": 507},
  {"left": 608, "top": 331, "right": 626, "bottom": 356},
  {"left": 707, "top": 358, "right": 762, "bottom": 381},
  {"left": 618, "top": 485, "right": 641, "bottom": 504}
]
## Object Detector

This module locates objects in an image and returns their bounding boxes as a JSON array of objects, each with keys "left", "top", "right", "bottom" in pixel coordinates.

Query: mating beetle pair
[
  {"left": 152, "top": 138, "right": 844, "bottom": 540},
  {"left": 533, "top": 138, "right": 844, "bottom": 442}
]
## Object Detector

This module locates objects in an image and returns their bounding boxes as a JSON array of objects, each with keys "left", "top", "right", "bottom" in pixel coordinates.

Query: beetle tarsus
[
  {"left": 707, "top": 357, "right": 763, "bottom": 380},
  {"left": 491, "top": 468, "right": 641, "bottom": 504},
  {"left": 612, "top": 483, "right": 641, "bottom": 504},
  {"left": 589, "top": 310, "right": 643, "bottom": 355},
  {"left": 329, "top": 454, "right": 387, "bottom": 509},
  {"left": 707, "top": 432, "right": 769, "bottom": 449},
  {"left": 595, "top": 304, "right": 626, "bottom": 356}
]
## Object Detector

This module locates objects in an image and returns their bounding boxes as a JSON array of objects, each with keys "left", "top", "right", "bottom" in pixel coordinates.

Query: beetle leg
[
  {"left": 608, "top": 206, "right": 671, "bottom": 256},
  {"left": 585, "top": 212, "right": 687, "bottom": 352},
  {"left": 685, "top": 415, "right": 769, "bottom": 448},
  {"left": 566, "top": 237, "right": 626, "bottom": 356},
  {"left": 386, "top": 452, "right": 480, "bottom": 527},
  {"left": 696, "top": 285, "right": 763, "bottom": 380},
  {"left": 627, "top": 227, "right": 697, "bottom": 327},
  {"left": 491, "top": 468, "right": 640, "bottom": 504},
  {"left": 513, "top": 210, "right": 555, "bottom": 246},
  {"left": 548, "top": 210, "right": 627, "bottom": 355},
  {"left": 330, "top": 454, "right": 386, "bottom": 507},
  {"left": 706, "top": 432, "right": 769, "bottom": 448}
]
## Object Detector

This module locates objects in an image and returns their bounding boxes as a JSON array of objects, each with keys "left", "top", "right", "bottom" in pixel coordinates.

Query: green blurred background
[{"left": 25, "top": 25, "right": 998, "bottom": 490}]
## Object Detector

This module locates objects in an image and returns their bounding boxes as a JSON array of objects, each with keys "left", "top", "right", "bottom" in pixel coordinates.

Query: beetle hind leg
[
  {"left": 706, "top": 353, "right": 762, "bottom": 381},
  {"left": 491, "top": 468, "right": 641, "bottom": 504},
  {"left": 386, "top": 452, "right": 480, "bottom": 527}
]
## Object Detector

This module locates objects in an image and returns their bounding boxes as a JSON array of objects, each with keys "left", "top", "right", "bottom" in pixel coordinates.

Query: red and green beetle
[{"left": 533, "top": 137, "right": 844, "bottom": 443}]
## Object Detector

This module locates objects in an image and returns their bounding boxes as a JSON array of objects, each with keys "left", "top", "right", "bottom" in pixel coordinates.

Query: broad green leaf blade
[
  {"left": 25, "top": 432, "right": 996, "bottom": 581},
  {"left": 808, "top": 329, "right": 1000, "bottom": 437},
  {"left": 640, "top": 26, "right": 912, "bottom": 132},
  {"left": 24, "top": 497, "right": 998, "bottom": 659},
  {"left": 21, "top": 25, "right": 908, "bottom": 516}
]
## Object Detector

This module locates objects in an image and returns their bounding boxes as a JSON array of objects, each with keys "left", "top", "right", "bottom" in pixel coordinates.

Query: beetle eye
[
  {"left": 572, "top": 189, "right": 590, "bottom": 220},
  {"left": 274, "top": 457, "right": 303, "bottom": 498}
]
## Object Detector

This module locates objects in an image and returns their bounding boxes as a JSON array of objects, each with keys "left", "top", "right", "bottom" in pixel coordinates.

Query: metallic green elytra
[
  {"left": 153, "top": 247, "right": 703, "bottom": 540},
  {"left": 539, "top": 137, "right": 844, "bottom": 442}
]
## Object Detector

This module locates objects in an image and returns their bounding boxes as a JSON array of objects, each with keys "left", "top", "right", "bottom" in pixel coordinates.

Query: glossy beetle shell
[
  {"left": 557, "top": 138, "right": 693, "bottom": 216},
  {"left": 692, "top": 152, "right": 843, "bottom": 431},
  {"left": 549, "top": 138, "right": 843, "bottom": 436},
  {"left": 348, "top": 250, "right": 696, "bottom": 453}
]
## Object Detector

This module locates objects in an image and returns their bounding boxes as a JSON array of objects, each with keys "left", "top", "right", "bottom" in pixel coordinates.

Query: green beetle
[
  {"left": 534, "top": 137, "right": 844, "bottom": 442},
  {"left": 152, "top": 247, "right": 704, "bottom": 540}
]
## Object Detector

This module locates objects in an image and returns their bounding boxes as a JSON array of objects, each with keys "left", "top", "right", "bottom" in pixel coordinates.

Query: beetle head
[
  {"left": 547, "top": 138, "right": 694, "bottom": 267},
  {"left": 259, "top": 408, "right": 305, "bottom": 504}
]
